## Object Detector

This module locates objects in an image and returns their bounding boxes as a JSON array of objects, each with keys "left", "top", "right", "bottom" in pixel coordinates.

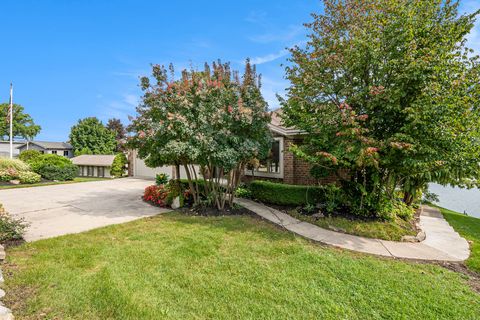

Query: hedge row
[{"left": 249, "top": 180, "right": 328, "bottom": 206}]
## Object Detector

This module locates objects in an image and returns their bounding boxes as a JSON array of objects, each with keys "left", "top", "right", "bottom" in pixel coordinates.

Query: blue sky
[{"left": 0, "top": 0, "right": 478, "bottom": 142}]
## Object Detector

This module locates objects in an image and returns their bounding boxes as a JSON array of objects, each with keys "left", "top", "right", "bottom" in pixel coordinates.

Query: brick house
[{"left": 243, "top": 108, "right": 337, "bottom": 186}]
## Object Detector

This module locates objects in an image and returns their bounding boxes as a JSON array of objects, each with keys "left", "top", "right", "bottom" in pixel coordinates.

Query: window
[
  {"left": 40, "top": 150, "right": 45, "bottom": 154},
  {"left": 87, "top": 166, "right": 94, "bottom": 176},
  {"left": 63, "top": 150, "right": 69, "bottom": 157},
  {"left": 245, "top": 137, "right": 284, "bottom": 178},
  {"left": 98, "top": 167, "right": 104, "bottom": 178},
  {"left": 51, "top": 150, "right": 57, "bottom": 155}
]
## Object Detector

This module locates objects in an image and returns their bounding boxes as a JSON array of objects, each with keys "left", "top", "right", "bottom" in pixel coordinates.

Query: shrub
[
  {"left": 0, "top": 157, "right": 30, "bottom": 172},
  {"left": 143, "top": 185, "right": 170, "bottom": 207},
  {"left": 29, "top": 154, "right": 77, "bottom": 181},
  {"left": 18, "top": 171, "right": 41, "bottom": 184},
  {"left": 110, "top": 153, "right": 127, "bottom": 177},
  {"left": 234, "top": 186, "right": 252, "bottom": 199},
  {"left": 36, "top": 164, "right": 77, "bottom": 181},
  {"left": 156, "top": 173, "right": 169, "bottom": 186},
  {"left": 18, "top": 150, "right": 41, "bottom": 163},
  {"left": 0, "top": 168, "right": 19, "bottom": 181},
  {"left": 0, "top": 204, "right": 28, "bottom": 242},
  {"left": 249, "top": 180, "right": 325, "bottom": 206}
]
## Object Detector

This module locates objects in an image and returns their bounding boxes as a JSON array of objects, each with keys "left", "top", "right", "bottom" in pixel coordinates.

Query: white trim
[{"left": 245, "top": 137, "right": 284, "bottom": 179}]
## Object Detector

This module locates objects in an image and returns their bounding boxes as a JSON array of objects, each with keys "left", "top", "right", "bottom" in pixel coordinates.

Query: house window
[
  {"left": 40, "top": 150, "right": 45, "bottom": 154},
  {"left": 87, "top": 166, "right": 94, "bottom": 176},
  {"left": 51, "top": 150, "right": 57, "bottom": 155},
  {"left": 245, "top": 137, "right": 284, "bottom": 178},
  {"left": 98, "top": 167, "right": 104, "bottom": 177},
  {"left": 63, "top": 150, "right": 69, "bottom": 157}
]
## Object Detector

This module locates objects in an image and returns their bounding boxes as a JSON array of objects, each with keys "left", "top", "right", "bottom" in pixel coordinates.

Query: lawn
[
  {"left": 3, "top": 213, "right": 479, "bottom": 319},
  {"left": 288, "top": 209, "right": 417, "bottom": 241},
  {"left": 439, "top": 206, "right": 480, "bottom": 273},
  {"left": 0, "top": 177, "right": 109, "bottom": 189}
]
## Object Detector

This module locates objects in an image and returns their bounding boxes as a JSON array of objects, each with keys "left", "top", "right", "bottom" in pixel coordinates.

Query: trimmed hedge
[
  {"left": 36, "top": 164, "right": 77, "bottom": 181},
  {"left": 249, "top": 180, "right": 324, "bottom": 206}
]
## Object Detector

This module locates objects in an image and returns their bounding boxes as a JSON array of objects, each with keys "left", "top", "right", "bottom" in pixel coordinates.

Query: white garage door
[{"left": 133, "top": 156, "right": 172, "bottom": 179}]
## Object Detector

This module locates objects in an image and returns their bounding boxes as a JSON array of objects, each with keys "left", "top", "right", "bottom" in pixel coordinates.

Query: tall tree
[
  {"left": 0, "top": 103, "right": 41, "bottom": 140},
  {"left": 282, "top": 0, "right": 480, "bottom": 216},
  {"left": 69, "top": 117, "right": 116, "bottom": 154},
  {"left": 129, "top": 60, "right": 272, "bottom": 209},
  {"left": 106, "top": 118, "right": 126, "bottom": 151}
]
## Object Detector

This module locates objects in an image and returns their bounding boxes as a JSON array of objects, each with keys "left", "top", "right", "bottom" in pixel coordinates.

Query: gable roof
[
  {"left": 16, "top": 141, "right": 73, "bottom": 150},
  {"left": 71, "top": 154, "right": 116, "bottom": 166},
  {"left": 268, "top": 108, "right": 304, "bottom": 137}
]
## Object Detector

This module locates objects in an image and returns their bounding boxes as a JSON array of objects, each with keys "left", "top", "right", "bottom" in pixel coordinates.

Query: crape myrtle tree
[
  {"left": 129, "top": 60, "right": 272, "bottom": 210},
  {"left": 282, "top": 0, "right": 480, "bottom": 217},
  {"left": 0, "top": 103, "right": 41, "bottom": 141}
]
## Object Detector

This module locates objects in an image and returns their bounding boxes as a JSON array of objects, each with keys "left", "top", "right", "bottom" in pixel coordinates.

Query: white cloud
[
  {"left": 249, "top": 25, "right": 304, "bottom": 44},
  {"left": 250, "top": 49, "right": 289, "bottom": 65},
  {"left": 98, "top": 93, "right": 140, "bottom": 123}
]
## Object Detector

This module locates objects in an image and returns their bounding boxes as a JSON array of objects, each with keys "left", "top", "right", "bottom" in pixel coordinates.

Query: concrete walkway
[
  {"left": 0, "top": 178, "right": 169, "bottom": 241},
  {"left": 235, "top": 198, "right": 470, "bottom": 262}
]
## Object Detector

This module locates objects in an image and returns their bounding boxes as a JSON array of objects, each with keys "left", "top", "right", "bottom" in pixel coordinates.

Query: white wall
[{"left": 131, "top": 150, "right": 199, "bottom": 180}]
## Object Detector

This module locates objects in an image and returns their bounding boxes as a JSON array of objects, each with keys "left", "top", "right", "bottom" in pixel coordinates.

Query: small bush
[
  {"left": 0, "top": 157, "right": 30, "bottom": 172},
  {"left": 29, "top": 154, "right": 72, "bottom": 172},
  {"left": 29, "top": 154, "right": 77, "bottom": 181},
  {"left": 234, "top": 186, "right": 252, "bottom": 198},
  {"left": 18, "top": 171, "right": 41, "bottom": 184},
  {"left": 143, "top": 185, "right": 170, "bottom": 207},
  {"left": 110, "top": 153, "right": 127, "bottom": 177},
  {"left": 0, "top": 205, "right": 28, "bottom": 242},
  {"left": 249, "top": 180, "right": 325, "bottom": 206},
  {"left": 36, "top": 164, "right": 78, "bottom": 181},
  {"left": 0, "top": 168, "right": 19, "bottom": 181},
  {"left": 376, "top": 199, "right": 414, "bottom": 221},
  {"left": 156, "top": 173, "right": 169, "bottom": 186},
  {"left": 18, "top": 150, "right": 42, "bottom": 163}
]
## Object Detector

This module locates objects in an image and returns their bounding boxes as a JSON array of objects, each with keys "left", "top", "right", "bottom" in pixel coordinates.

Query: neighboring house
[
  {"left": 17, "top": 141, "right": 74, "bottom": 158},
  {"left": 0, "top": 141, "right": 25, "bottom": 158},
  {"left": 71, "top": 155, "right": 116, "bottom": 178}
]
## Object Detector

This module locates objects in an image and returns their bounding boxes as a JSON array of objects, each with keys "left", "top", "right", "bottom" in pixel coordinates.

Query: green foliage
[
  {"left": 0, "top": 168, "right": 19, "bottom": 181},
  {"left": 250, "top": 180, "right": 323, "bottom": 206},
  {"left": 282, "top": 0, "right": 480, "bottom": 217},
  {"left": 0, "top": 204, "right": 27, "bottom": 242},
  {"left": 0, "top": 158, "right": 30, "bottom": 172},
  {"left": 35, "top": 164, "right": 77, "bottom": 181},
  {"left": 18, "top": 150, "right": 41, "bottom": 163},
  {"left": 129, "top": 60, "right": 272, "bottom": 209},
  {"left": 18, "top": 171, "right": 41, "bottom": 184},
  {"left": 29, "top": 154, "right": 77, "bottom": 181},
  {"left": 0, "top": 103, "right": 41, "bottom": 140},
  {"left": 110, "top": 153, "right": 127, "bottom": 177},
  {"left": 155, "top": 173, "right": 169, "bottom": 186},
  {"left": 376, "top": 199, "right": 415, "bottom": 222},
  {"left": 234, "top": 186, "right": 252, "bottom": 199},
  {"left": 69, "top": 117, "right": 116, "bottom": 155},
  {"left": 106, "top": 118, "right": 127, "bottom": 152}
]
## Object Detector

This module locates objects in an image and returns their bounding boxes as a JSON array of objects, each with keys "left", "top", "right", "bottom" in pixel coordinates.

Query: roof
[
  {"left": 71, "top": 155, "right": 116, "bottom": 166},
  {"left": 16, "top": 141, "right": 73, "bottom": 150},
  {"left": 268, "top": 108, "right": 305, "bottom": 137},
  {"left": 0, "top": 141, "right": 26, "bottom": 145}
]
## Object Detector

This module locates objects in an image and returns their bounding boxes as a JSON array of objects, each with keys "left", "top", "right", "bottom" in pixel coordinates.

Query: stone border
[
  {"left": 0, "top": 244, "right": 13, "bottom": 320},
  {"left": 234, "top": 198, "right": 470, "bottom": 262}
]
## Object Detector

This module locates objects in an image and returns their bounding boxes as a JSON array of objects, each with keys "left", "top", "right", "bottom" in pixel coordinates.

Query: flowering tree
[
  {"left": 282, "top": 0, "right": 480, "bottom": 216},
  {"left": 129, "top": 60, "right": 272, "bottom": 210}
]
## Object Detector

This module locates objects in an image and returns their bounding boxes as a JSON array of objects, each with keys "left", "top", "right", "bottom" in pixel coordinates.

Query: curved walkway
[{"left": 234, "top": 198, "right": 470, "bottom": 262}]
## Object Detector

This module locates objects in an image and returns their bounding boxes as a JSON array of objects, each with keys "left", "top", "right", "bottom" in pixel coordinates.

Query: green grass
[
  {"left": 438, "top": 206, "right": 480, "bottom": 273},
  {"left": 0, "top": 177, "right": 109, "bottom": 189},
  {"left": 288, "top": 209, "right": 417, "bottom": 241},
  {"left": 3, "top": 213, "right": 479, "bottom": 319}
]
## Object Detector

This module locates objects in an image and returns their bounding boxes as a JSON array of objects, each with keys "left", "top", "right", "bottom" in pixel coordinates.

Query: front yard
[
  {"left": 0, "top": 177, "right": 109, "bottom": 190},
  {"left": 3, "top": 212, "right": 479, "bottom": 319}
]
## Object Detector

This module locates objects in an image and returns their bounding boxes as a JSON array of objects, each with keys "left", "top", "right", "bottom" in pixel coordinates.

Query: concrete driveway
[{"left": 0, "top": 178, "right": 169, "bottom": 241}]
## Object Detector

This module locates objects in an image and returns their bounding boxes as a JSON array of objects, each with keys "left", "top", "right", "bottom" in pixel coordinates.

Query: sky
[{"left": 0, "top": 0, "right": 479, "bottom": 142}]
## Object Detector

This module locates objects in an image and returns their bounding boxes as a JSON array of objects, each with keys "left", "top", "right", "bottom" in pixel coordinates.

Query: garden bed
[{"left": 0, "top": 177, "right": 108, "bottom": 190}]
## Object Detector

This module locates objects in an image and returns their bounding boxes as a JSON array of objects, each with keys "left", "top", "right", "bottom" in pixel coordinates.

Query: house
[
  {"left": 241, "top": 108, "right": 336, "bottom": 185},
  {"left": 128, "top": 108, "right": 329, "bottom": 185},
  {"left": 0, "top": 141, "right": 25, "bottom": 158},
  {"left": 17, "top": 141, "right": 74, "bottom": 158},
  {"left": 71, "top": 154, "right": 116, "bottom": 178}
]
